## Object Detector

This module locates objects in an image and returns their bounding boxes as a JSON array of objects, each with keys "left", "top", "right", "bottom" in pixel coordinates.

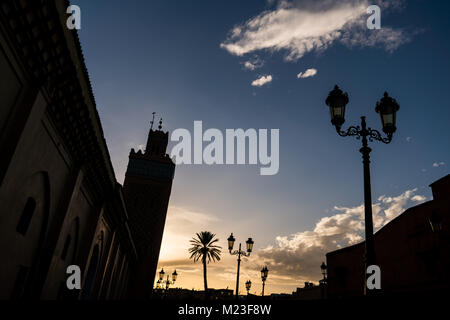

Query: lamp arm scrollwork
[
  {"left": 337, "top": 125, "right": 392, "bottom": 145},
  {"left": 337, "top": 125, "right": 361, "bottom": 138},
  {"left": 367, "top": 128, "right": 392, "bottom": 144},
  {"left": 230, "top": 249, "right": 250, "bottom": 257}
]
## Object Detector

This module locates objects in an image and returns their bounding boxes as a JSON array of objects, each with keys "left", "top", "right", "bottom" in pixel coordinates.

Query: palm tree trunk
[{"left": 203, "top": 254, "right": 208, "bottom": 299}]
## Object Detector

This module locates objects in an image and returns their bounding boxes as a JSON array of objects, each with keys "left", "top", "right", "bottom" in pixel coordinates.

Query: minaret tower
[{"left": 122, "top": 118, "right": 175, "bottom": 297}]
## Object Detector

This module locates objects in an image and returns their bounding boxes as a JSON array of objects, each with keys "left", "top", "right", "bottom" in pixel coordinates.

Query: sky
[{"left": 75, "top": 0, "right": 450, "bottom": 294}]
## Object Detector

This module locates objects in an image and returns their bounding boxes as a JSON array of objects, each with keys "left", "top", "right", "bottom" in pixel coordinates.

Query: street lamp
[
  {"left": 228, "top": 233, "right": 254, "bottom": 297},
  {"left": 261, "top": 266, "right": 269, "bottom": 296},
  {"left": 319, "top": 262, "right": 328, "bottom": 299},
  {"left": 245, "top": 280, "right": 252, "bottom": 295},
  {"left": 156, "top": 268, "right": 178, "bottom": 295},
  {"left": 325, "top": 85, "right": 400, "bottom": 295},
  {"left": 320, "top": 262, "right": 327, "bottom": 281}
]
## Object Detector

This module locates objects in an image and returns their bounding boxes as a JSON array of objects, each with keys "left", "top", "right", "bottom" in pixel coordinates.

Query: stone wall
[{"left": 0, "top": 0, "right": 137, "bottom": 300}]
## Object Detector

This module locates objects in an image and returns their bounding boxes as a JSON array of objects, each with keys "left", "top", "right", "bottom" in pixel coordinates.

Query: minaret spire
[{"left": 145, "top": 115, "right": 168, "bottom": 156}]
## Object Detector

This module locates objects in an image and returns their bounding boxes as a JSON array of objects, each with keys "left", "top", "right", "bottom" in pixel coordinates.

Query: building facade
[
  {"left": 326, "top": 175, "right": 450, "bottom": 298},
  {"left": 0, "top": 0, "right": 173, "bottom": 300}
]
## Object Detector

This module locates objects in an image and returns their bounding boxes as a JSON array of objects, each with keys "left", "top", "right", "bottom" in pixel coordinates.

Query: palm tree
[{"left": 189, "top": 231, "right": 222, "bottom": 295}]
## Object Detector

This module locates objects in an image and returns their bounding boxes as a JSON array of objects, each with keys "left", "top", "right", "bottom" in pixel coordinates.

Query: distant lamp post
[
  {"left": 319, "top": 262, "right": 328, "bottom": 299},
  {"left": 325, "top": 85, "right": 400, "bottom": 295},
  {"left": 245, "top": 280, "right": 252, "bottom": 295},
  {"left": 228, "top": 233, "right": 254, "bottom": 297},
  {"left": 429, "top": 211, "right": 442, "bottom": 232},
  {"left": 261, "top": 266, "right": 269, "bottom": 296},
  {"left": 320, "top": 262, "right": 327, "bottom": 281},
  {"left": 157, "top": 268, "right": 178, "bottom": 295}
]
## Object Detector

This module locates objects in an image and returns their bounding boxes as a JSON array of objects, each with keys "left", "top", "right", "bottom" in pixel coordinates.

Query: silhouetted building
[
  {"left": 292, "top": 282, "right": 322, "bottom": 300},
  {"left": 152, "top": 288, "right": 233, "bottom": 300},
  {"left": 123, "top": 121, "right": 175, "bottom": 297},
  {"left": 0, "top": 0, "right": 174, "bottom": 300},
  {"left": 326, "top": 174, "right": 450, "bottom": 298},
  {"left": 270, "top": 293, "right": 292, "bottom": 300}
]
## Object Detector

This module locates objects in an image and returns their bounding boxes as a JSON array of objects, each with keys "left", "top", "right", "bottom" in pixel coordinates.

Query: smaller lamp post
[
  {"left": 157, "top": 268, "right": 178, "bottom": 297},
  {"left": 228, "top": 233, "right": 254, "bottom": 298},
  {"left": 261, "top": 266, "right": 269, "bottom": 296},
  {"left": 245, "top": 280, "right": 252, "bottom": 295},
  {"left": 320, "top": 262, "right": 327, "bottom": 281},
  {"left": 319, "top": 262, "right": 328, "bottom": 299}
]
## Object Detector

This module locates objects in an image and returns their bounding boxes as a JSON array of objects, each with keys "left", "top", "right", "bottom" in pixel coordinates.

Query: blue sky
[{"left": 76, "top": 0, "right": 449, "bottom": 293}]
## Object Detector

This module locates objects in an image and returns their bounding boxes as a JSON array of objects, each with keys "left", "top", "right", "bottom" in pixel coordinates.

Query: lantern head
[
  {"left": 375, "top": 92, "right": 400, "bottom": 135},
  {"left": 246, "top": 237, "right": 254, "bottom": 253},
  {"left": 326, "top": 85, "right": 349, "bottom": 129},
  {"left": 227, "top": 233, "right": 235, "bottom": 252}
]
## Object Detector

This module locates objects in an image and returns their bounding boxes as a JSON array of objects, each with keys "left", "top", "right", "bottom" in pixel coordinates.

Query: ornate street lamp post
[
  {"left": 157, "top": 268, "right": 178, "bottom": 297},
  {"left": 319, "top": 262, "right": 327, "bottom": 299},
  {"left": 325, "top": 85, "right": 400, "bottom": 295},
  {"left": 261, "top": 266, "right": 269, "bottom": 296},
  {"left": 228, "top": 233, "right": 254, "bottom": 298},
  {"left": 320, "top": 262, "right": 327, "bottom": 281},
  {"left": 245, "top": 280, "right": 252, "bottom": 295}
]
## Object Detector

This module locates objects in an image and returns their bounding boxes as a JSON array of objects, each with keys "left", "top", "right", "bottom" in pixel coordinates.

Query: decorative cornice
[{"left": 0, "top": 0, "right": 116, "bottom": 203}]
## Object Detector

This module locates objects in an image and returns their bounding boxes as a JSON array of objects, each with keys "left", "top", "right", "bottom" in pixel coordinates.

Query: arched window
[{"left": 16, "top": 197, "right": 36, "bottom": 236}]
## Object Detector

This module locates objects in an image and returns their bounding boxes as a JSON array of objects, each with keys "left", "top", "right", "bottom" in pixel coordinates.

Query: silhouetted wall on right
[{"left": 326, "top": 174, "right": 450, "bottom": 298}]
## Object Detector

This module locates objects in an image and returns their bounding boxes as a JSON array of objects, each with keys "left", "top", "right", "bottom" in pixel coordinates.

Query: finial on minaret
[
  {"left": 150, "top": 112, "right": 156, "bottom": 130},
  {"left": 144, "top": 116, "right": 168, "bottom": 156}
]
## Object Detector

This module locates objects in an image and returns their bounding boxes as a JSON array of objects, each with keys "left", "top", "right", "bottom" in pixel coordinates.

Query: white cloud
[
  {"left": 243, "top": 56, "right": 264, "bottom": 70},
  {"left": 432, "top": 162, "right": 445, "bottom": 168},
  {"left": 252, "top": 188, "right": 426, "bottom": 283},
  {"left": 244, "top": 61, "right": 257, "bottom": 70},
  {"left": 297, "top": 68, "right": 318, "bottom": 78},
  {"left": 251, "top": 75, "right": 273, "bottom": 87},
  {"left": 220, "top": 0, "right": 411, "bottom": 61},
  {"left": 411, "top": 195, "right": 426, "bottom": 202}
]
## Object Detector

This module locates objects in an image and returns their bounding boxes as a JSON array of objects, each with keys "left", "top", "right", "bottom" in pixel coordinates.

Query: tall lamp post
[
  {"left": 261, "top": 266, "right": 269, "bottom": 296},
  {"left": 227, "top": 233, "right": 254, "bottom": 298},
  {"left": 325, "top": 85, "right": 400, "bottom": 295},
  {"left": 320, "top": 262, "right": 327, "bottom": 282},
  {"left": 157, "top": 268, "right": 178, "bottom": 297},
  {"left": 245, "top": 280, "right": 252, "bottom": 295},
  {"left": 319, "top": 262, "right": 327, "bottom": 299}
]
